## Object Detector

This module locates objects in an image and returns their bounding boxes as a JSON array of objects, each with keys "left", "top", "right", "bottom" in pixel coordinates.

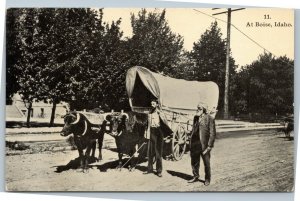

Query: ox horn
[
  {"left": 82, "top": 121, "right": 88, "bottom": 136},
  {"left": 71, "top": 113, "right": 81, "bottom": 125}
]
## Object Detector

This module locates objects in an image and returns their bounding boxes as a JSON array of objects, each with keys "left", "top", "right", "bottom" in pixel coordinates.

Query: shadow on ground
[
  {"left": 167, "top": 170, "right": 205, "bottom": 183},
  {"left": 92, "top": 157, "right": 149, "bottom": 172},
  {"left": 277, "top": 136, "right": 294, "bottom": 141},
  {"left": 54, "top": 156, "right": 149, "bottom": 173},
  {"left": 53, "top": 157, "right": 98, "bottom": 173}
]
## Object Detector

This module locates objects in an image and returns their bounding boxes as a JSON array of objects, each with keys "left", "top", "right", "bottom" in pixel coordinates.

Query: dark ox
[
  {"left": 61, "top": 112, "right": 105, "bottom": 171},
  {"left": 104, "top": 112, "right": 148, "bottom": 170}
]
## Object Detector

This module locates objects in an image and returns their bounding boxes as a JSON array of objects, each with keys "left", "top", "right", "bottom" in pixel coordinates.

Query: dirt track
[{"left": 5, "top": 129, "right": 294, "bottom": 192}]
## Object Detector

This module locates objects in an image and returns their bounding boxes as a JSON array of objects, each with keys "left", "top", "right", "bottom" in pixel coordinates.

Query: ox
[
  {"left": 61, "top": 112, "right": 105, "bottom": 172},
  {"left": 104, "top": 112, "right": 148, "bottom": 170}
]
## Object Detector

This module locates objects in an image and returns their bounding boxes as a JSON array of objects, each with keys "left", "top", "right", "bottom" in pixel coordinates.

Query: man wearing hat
[
  {"left": 188, "top": 102, "right": 216, "bottom": 186},
  {"left": 144, "top": 99, "right": 173, "bottom": 177}
]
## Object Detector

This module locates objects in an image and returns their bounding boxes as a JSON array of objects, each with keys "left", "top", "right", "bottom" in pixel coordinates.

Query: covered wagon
[{"left": 126, "top": 66, "right": 219, "bottom": 160}]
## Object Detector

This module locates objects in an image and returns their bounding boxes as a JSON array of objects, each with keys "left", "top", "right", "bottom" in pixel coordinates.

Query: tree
[
  {"left": 234, "top": 53, "right": 294, "bottom": 116},
  {"left": 172, "top": 50, "right": 196, "bottom": 80},
  {"left": 6, "top": 9, "right": 22, "bottom": 104},
  {"left": 231, "top": 67, "right": 250, "bottom": 114},
  {"left": 128, "top": 9, "right": 184, "bottom": 75},
  {"left": 7, "top": 8, "right": 129, "bottom": 125},
  {"left": 29, "top": 8, "right": 63, "bottom": 127},
  {"left": 11, "top": 8, "right": 46, "bottom": 127},
  {"left": 189, "top": 21, "right": 237, "bottom": 112},
  {"left": 38, "top": 8, "right": 126, "bottom": 120},
  {"left": 8, "top": 8, "right": 77, "bottom": 126},
  {"left": 39, "top": 8, "right": 102, "bottom": 126},
  {"left": 66, "top": 9, "right": 128, "bottom": 111}
]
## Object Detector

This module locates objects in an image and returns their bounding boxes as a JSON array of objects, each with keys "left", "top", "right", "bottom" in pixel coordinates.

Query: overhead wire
[{"left": 192, "top": 9, "right": 294, "bottom": 68}]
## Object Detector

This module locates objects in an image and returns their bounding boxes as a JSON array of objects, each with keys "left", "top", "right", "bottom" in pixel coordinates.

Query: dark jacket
[
  {"left": 145, "top": 109, "right": 173, "bottom": 139},
  {"left": 191, "top": 113, "right": 216, "bottom": 150}
]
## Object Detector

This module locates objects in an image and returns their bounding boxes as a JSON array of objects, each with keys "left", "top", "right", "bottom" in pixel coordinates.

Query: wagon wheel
[{"left": 172, "top": 124, "right": 187, "bottom": 161}]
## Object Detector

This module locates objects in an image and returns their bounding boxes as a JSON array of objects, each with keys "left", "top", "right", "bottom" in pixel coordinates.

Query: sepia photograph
[{"left": 5, "top": 8, "right": 294, "bottom": 192}]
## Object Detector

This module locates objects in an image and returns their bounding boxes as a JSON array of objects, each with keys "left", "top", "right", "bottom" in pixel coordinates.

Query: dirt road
[{"left": 5, "top": 129, "right": 294, "bottom": 192}]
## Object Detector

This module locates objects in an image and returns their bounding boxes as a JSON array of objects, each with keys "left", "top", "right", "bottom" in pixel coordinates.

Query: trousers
[
  {"left": 190, "top": 132, "right": 211, "bottom": 180},
  {"left": 147, "top": 127, "right": 164, "bottom": 173}
]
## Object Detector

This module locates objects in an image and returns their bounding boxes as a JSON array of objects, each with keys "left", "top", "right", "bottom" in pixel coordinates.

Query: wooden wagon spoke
[{"left": 174, "top": 143, "right": 179, "bottom": 151}]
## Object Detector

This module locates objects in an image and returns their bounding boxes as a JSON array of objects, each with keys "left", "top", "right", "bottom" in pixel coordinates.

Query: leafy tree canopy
[
  {"left": 189, "top": 21, "right": 237, "bottom": 110},
  {"left": 233, "top": 53, "right": 293, "bottom": 115},
  {"left": 128, "top": 9, "right": 184, "bottom": 75}
]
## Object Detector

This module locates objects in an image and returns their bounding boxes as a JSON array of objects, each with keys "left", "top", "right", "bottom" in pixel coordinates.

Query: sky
[{"left": 102, "top": 8, "right": 294, "bottom": 67}]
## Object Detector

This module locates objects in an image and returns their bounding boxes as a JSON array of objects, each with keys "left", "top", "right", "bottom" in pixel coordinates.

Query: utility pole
[{"left": 213, "top": 8, "right": 244, "bottom": 119}]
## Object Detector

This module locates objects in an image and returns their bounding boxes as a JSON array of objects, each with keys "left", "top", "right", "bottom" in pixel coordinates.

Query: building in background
[{"left": 6, "top": 94, "right": 69, "bottom": 119}]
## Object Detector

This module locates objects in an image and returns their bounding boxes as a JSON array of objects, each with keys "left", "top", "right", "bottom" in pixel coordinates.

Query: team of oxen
[{"left": 60, "top": 111, "right": 150, "bottom": 172}]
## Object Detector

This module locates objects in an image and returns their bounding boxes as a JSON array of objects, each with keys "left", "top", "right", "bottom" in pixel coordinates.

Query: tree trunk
[
  {"left": 49, "top": 100, "right": 57, "bottom": 127},
  {"left": 26, "top": 102, "right": 32, "bottom": 128}
]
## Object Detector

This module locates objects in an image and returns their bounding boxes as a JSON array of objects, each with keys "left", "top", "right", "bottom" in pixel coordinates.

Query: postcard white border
[{"left": 0, "top": 1, "right": 298, "bottom": 201}]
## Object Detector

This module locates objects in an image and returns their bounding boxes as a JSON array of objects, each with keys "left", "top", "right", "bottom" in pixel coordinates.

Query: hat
[{"left": 197, "top": 101, "right": 208, "bottom": 110}]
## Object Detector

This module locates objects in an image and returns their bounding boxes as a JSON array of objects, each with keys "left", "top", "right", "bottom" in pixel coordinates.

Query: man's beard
[{"left": 151, "top": 106, "right": 156, "bottom": 112}]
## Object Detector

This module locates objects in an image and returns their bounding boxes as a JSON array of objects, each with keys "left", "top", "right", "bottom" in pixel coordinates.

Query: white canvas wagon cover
[{"left": 126, "top": 66, "right": 219, "bottom": 116}]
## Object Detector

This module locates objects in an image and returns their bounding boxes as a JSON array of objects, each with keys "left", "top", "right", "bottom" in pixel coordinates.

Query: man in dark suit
[
  {"left": 144, "top": 99, "right": 173, "bottom": 177},
  {"left": 188, "top": 102, "right": 216, "bottom": 186}
]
